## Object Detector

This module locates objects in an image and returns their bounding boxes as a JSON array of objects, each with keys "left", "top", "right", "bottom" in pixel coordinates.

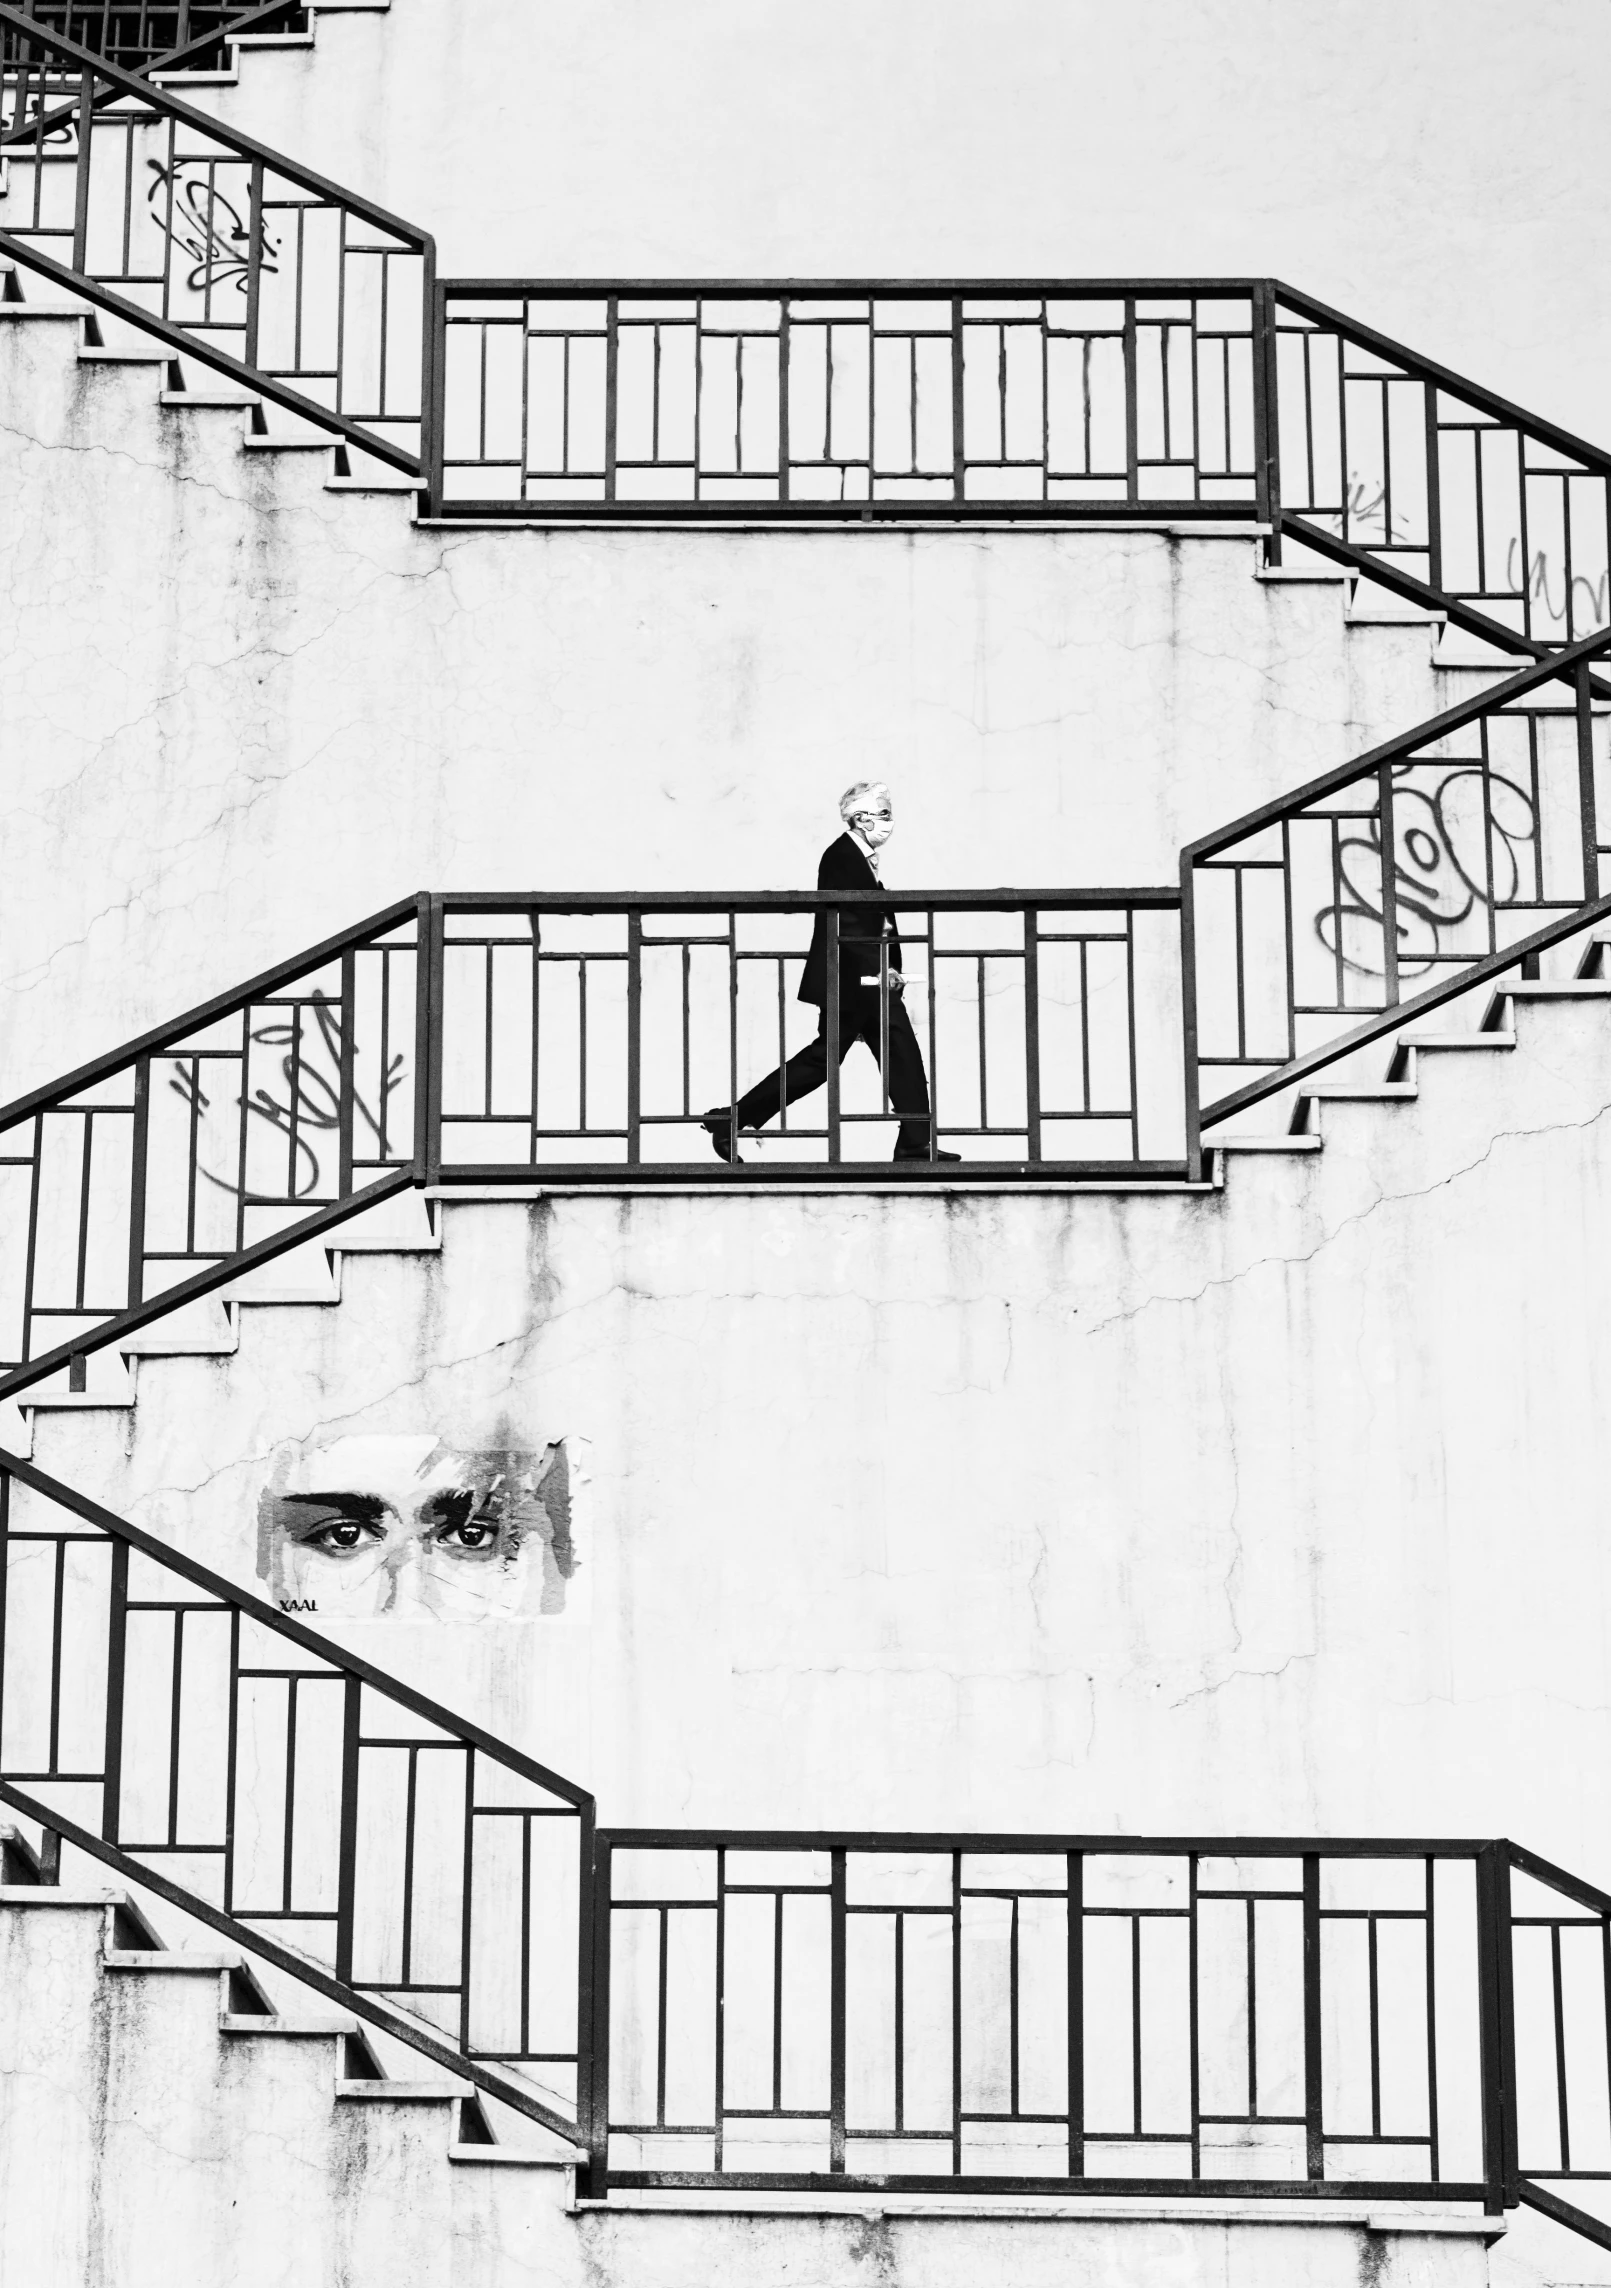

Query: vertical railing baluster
[
  {"left": 101, "top": 1537, "right": 127, "bottom": 1843},
  {"left": 334, "top": 1672, "right": 361, "bottom": 1984},
  {"left": 1024, "top": 906, "right": 1041, "bottom": 1164},
  {"left": 337, "top": 949, "right": 356, "bottom": 1198},
  {"left": 1303, "top": 1852, "right": 1324, "bottom": 2181},
  {"left": 1179, "top": 856, "right": 1203, "bottom": 1183},
  {"left": 457, "top": 1754, "right": 476, "bottom": 2053},
  {"left": 584, "top": 1832, "right": 613, "bottom": 2196},
  {"left": 1123, "top": 297, "right": 1139, "bottom": 505},
  {"left": 1476, "top": 1841, "right": 1516, "bottom": 2215},
  {"left": 126, "top": 1058, "right": 149, "bottom": 1314},
  {"left": 1577, "top": 662, "right": 1600, "bottom": 905},
  {"left": 243, "top": 156, "right": 264, "bottom": 368},
  {"left": 1378, "top": 763, "right": 1401, "bottom": 1007},
  {"left": 69, "top": 63, "right": 91, "bottom": 270},
  {"left": 626, "top": 910, "right": 641, "bottom": 1168},
  {"left": 1066, "top": 1849, "right": 1084, "bottom": 2182},
  {"left": 825, "top": 912, "right": 841, "bottom": 1164},
  {"left": 829, "top": 1845, "right": 846, "bottom": 2172},
  {"left": 425, "top": 895, "right": 445, "bottom": 1186}
]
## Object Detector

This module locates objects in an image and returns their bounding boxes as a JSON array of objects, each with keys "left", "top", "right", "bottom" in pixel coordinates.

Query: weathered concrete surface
[
  {"left": 0, "top": 1892, "right": 1505, "bottom": 2287},
  {"left": 30, "top": 992, "right": 1611, "bottom": 1880},
  {"left": 0, "top": 311, "right": 1458, "bottom": 1103},
  {"left": 195, "top": 0, "right": 1611, "bottom": 451}
]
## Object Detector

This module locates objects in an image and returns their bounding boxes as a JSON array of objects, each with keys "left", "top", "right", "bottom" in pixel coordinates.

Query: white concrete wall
[
  {"left": 30, "top": 987, "right": 1611, "bottom": 1881},
  {"left": 0, "top": 314, "right": 1457, "bottom": 1100},
  {"left": 203, "top": 0, "right": 1611, "bottom": 448},
  {"left": 0, "top": 1892, "right": 1502, "bottom": 2288}
]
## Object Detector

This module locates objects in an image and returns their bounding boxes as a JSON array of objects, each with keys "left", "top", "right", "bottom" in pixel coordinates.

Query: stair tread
[
  {"left": 0, "top": 1884, "right": 120, "bottom": 1908},
  {"left": 449, "top": 2143, "right": 573, "bottom": 2166},
  {"left": 336, "top": 2077, "right": 472, "bottom": 2101},
  {"left": 1299, "top": 1082, "right": 1418, "bottom": 1100},
  {"left": 1213, "top": 1135, "right": 1324, "bottom": 1152},
  {"left": 1399, "top": 1030, "right": 1516, "bottom": 1049},
  {"left": 221, "top": 2012, "right": 357, "bottom": 2036},
  {"left": 104, "top": 1948, "right": 240, "bottom": 1972}
]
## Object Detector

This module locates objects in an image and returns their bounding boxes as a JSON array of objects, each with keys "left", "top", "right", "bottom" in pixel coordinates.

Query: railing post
[
  {"left": 243, "top": 157, "right": 264, "bottom": 368},
  {"left": 334, "top": 1672, "right": 361, "bottom": 1985},
  {"left": 69, "top": 63, "right": 93, "bottom": 272},
  {"left": 337, "top": 948, "right": 356, "bottom": 1197},
  {"left": 1578, "top": 662, "right": 1600, "bottom": 905},
  {"left": 101, "top": 1538, "right": 128, "bottom": 1845},
  {"left": 1476, "top": 1841, "right": 1519, "bottom": 2213},
  {"left": 423, "top": 267, "right": 445, "bottom": 518},
  {"left": 1302, "top": 1851, "right": 1324, "bottom": 2179},
  {"left": 1066, "top": 1848, "right": 1084, "bottom": 2180},
  {"left": 1254, "top": 279, "right": 1282, "bottom": 566},
  {"left": 1179, "top": 853, "right": 1204, "bottom": 1182},
  {"left": 825, "top": 911, "right": 842, "bottom": 1164},
  {"left": 1378, "top": 763, "right": 1402, "bottom": 1007},
  {"left": 583, "top": 1828, "right": 612, "bottom": 2197},
  {"left": 126, "top": 1057, "right": 149, "bottom": 1312},
  {"left": 1024, "top": 906, "right": 1042, "bottom": 1165},
  {"left": 829, "top": 1845, "right": 847, "bottom": 2171},
  {"left": 626, "top": 911, "right": 642, "bottom": 1168},
  {"left": 417, "top": 894, "right": 444, "bottom": 1188},
  {"left": 411, "top": 892, "right": 432, "bottom": 1182}
]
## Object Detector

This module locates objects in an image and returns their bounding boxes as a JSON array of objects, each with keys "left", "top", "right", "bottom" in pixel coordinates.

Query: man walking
[{"left": 702, "top": 783, "right": 959, "bottom": 1164}]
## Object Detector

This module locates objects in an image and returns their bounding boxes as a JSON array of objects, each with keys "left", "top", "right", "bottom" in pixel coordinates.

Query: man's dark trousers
[{"left": 731, "top": 980, "right": 933, "bottom": 1154}]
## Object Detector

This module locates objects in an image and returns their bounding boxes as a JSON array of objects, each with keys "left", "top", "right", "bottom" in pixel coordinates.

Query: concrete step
[{"left": 1290, "top": 1078, "right": 1418, "bottom": 1134}]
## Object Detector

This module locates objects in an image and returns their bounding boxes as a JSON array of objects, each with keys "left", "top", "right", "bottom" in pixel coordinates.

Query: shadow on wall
[{"left": 255, "top": 1428, "right": 582, "bottom": 1621}]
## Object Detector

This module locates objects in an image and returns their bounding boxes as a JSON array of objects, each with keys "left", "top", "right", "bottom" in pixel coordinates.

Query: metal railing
[
  {"left": 428, "top": 891, "right": 1185, "bottom": 1181},
  {"left": 0, "top": 895, "right": 421, "bottom": 1401},
  {"left": 6, "top": 1442, "right": 1611, "bottom": 2241},
  {"left": 0, "top": 887, "right": 1190, "bottom": 1403},
  {"left": 0, "top": 3, "right": 431, "bottom": 473},
  {"left": 0, "top": 0, "right": 304, "bottom": 75},
  {"left": 1187, "top": 621, "right": 1611, "bottom": 1134},
  {"left": 1, "top": 35, "right": 1608, "bottom": 660},
  {"left": 433, "top": 280, "right": 1269, "bottom": 519},
  {"left": 584, "top": 1827, "right": 1611, "bottom": 2237},
  {"left": 9, "top": 667, "right": 1611, "bottom": 1403},
  {"left": 0, "top": 1444, "right": 593, "bottom": 2138},
  {"left": 1271, "top": 285, "right": 1611, "bottom": 661}
]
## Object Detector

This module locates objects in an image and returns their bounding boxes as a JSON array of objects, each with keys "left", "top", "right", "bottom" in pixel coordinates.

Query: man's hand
[{"left": 887, "top": 970, "right": 905, "bottom": 995}]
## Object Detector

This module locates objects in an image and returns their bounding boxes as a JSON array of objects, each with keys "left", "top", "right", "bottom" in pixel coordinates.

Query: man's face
[
  {"left": 851, "top": 798, "right": 894, "bottom": 850},
  {"left": 258, "top": 1434, "right": 570, "bottom": 1621}
]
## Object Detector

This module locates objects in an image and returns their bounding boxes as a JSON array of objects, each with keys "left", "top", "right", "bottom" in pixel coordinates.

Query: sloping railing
[
  {"left": 0, "top": 1443, "right": 593, "bottom": 2139},
  {"left": 0, "top": 0, "right": 304, "bottom": 77},
  {"left": 0, "top": 3, "right": 430, "bottom": 473},
  {"left": 11, "top": 636, "right": 1611, "bottom": 1402},
  {"left": 1187, "top": 620, "right": 1611, "bottom": 1138},
  {"left": 5, "top": 1440, "right": 1611, "bottom": 2226}
]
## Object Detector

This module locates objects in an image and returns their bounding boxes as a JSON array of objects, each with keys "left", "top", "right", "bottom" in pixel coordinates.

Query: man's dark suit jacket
[{"left": 799, "top": 832, "right": 903, "bottom": 1007}]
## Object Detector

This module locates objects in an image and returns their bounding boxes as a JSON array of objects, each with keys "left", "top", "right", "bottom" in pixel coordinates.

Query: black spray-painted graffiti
[
  {"left": 168, "top": 991, "right": 405, "bottom": 1199},
  {"left": 1504, "top": 538, "right": 1610, "bottom": 636},
  {"left": 146, "top": 157, "right": 279, "bottom": 296},
  {"left": 1315, "top": 764, "right": 1537, "bottom": 983}
]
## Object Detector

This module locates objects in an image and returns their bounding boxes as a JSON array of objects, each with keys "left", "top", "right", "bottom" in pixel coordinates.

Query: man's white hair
[{"left": 839, "top": 779, "right": 891, "bottom": 823}]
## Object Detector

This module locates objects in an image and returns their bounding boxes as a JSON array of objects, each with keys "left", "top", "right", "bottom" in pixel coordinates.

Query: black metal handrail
[
  {"left": 581, "top": 1825, "right": 1611, "bottom": 2221},
  {"left": 11, "top": 699, "right": 1611, "bottom": 1398},
  {"left": 0, "top": 0, "right": 304, "bottom": 76},
  {"left": 1185, "top": 620, "right": 1611, "bottom": 1136},
  {"left": 0, "top": 1, "right": 432, "bottom": 473},
  {"left": 0, "top": 885, "right": 1191, "bottom": 1404},
  {"left": 0, "top": 1443, "right": 594, "bottom": 2140},
  {"left": 6, "top": 1443, "right": 1609, "bottom": 2230}
]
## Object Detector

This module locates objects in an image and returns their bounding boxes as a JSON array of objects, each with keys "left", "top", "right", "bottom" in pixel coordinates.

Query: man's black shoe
[
  {"left": 894, "top": 1146, "right": 962, "bottom": 1163},
  {"left": 700, "top": 1108, "right": 744, "bottom": 1163}
]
